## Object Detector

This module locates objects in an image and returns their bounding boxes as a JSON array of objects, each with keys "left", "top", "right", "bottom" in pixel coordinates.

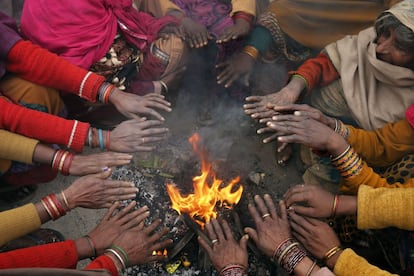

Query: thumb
[
  {"left": 239, "top": 234, "right": 249, "bottom": 250},
  {"left": 95, "top": 167, "right": 112, "bottom": 179}
]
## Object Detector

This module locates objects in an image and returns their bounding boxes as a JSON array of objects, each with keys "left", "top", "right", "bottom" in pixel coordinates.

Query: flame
[
  {"left": 167, "top": 133, "right": 243, "bottom": 227},
  {"left": 152, "top": 249, "right": 168, "bottom": 256}
]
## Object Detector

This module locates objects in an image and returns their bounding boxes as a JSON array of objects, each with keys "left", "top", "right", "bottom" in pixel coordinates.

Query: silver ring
[
  {"left": 211, "top": 239, "right": 218, "bottom": 245},
  {"left": 262, "top": 213, "right": 271, "bottom": 219}
]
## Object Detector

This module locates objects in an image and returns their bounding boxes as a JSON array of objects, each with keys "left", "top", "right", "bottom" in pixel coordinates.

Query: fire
[
  {"left": 152, "top": 249, "right": 168, "bottom": 256},
  {"left": 167, "top": 133, "right": 243, "bottom": 227}
]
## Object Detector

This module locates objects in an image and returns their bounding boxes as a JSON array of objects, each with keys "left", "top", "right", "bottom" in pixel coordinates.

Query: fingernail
[{"left": 102, "top": 166, "right": 110, "bottom": 172}]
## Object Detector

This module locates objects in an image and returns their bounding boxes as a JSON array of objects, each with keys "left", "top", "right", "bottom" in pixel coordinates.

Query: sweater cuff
[
  {"left": 86, "top": 255, "right": 119, "bottom": 276},
  {"left": 67, "top": 121, "right": 89, "bottom": 152}
]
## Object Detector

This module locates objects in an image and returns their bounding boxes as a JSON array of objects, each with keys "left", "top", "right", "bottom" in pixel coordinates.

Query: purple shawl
[{"left": 0, "top": 12, "right": 22, "bottom": 79}]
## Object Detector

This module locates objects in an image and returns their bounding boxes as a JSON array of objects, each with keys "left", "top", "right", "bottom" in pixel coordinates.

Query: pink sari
[{"left": 20, "top": 0, "right": 177, "bottom": 69}]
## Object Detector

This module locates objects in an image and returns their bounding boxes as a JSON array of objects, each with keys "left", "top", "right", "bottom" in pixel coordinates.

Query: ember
[{"left": 166, "top": 133, "right": 243, "bottom": 227}]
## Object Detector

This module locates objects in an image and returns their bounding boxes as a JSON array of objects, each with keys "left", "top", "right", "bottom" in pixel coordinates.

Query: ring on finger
[
  {"left": 262, "top": 213, "right": 271, "bottom": 219},
  {"left": 211, "top": 239, "right": 218, "bottom": 245}
]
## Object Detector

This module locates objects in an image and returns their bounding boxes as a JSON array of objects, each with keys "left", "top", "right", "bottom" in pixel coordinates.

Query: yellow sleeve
[
  {"left": 357, "top": 185, "right": 414, "bottom": 230},
  {"left": 231, "top": 0, "right": 256, "bottom": 17},
  {"left": 0, "top": 130, "right": 38, "bottom": 164},
  {"left": 339, "top": 161, "right": 414, "bottom": 194},
  {"left": 347, "top": 119, "right": 414, "bottom": 167},
  {"left": 0, "top": 203, "right": 41, "bottom": 246},
  {"left": 334, "top": 248, "right": 397, "bottom": 276},
  {"left": 134, "top": 0, "right": 181, "bottom": 17}
]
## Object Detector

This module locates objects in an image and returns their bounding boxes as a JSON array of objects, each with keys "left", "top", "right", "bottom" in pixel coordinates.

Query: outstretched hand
[
  {"left": 110, "top": 119, "right": 168, "bottom": 153},
  {"left": 70, "top": 152, "right": 133, "bottom": 176},
  {"left": 244, "top": 194, "right": 292, "bottom": 258},
  {"left": 198, "top": 218, "right": 249, "bottom": 271},
  {"left": 216, "top": 19, "right": 250, "bottom": 43},
  {"left": 179, "top": 17, "right": 212, "bottom": 48},
  {"left": 64, "top": 168, "right": 138, "bottom": 209},
  {"left": 109, "top": 89, "right": 172, "bottom": 121},
  {"left": 216, "top": 52, "right": 254, "bottom": 88},
  {"left": 284, "top": 184, "right": 335, "bottom": 218}
]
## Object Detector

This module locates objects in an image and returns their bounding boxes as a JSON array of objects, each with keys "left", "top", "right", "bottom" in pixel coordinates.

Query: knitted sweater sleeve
[
  {"left": 0, "top": 130, "right": 38, "bottom": 165},
  {"left": 85, "top": 255, "right": 119, "bottom": 276},
  {"left": 357, "top": 185, "right": 414, "bottom": 230},
  {"left": 347, "top": 119, "right": 414, "bottom": 167},
  {"left": 289, "top": 52, "right": 340, "bottom": 90},
  {"left": 0, "top": 240, "right": 78, "bottom": 269},
  {"left": 0, "top": 203, "right": 41, "bottom": 246},
  {"left": 334, "top": 249, "right": 397, "bottom": 276},
  {"left": 0, "top": 97, "right": 89, "bottom": 152},
  {"left": 6, "top": 40, "right": 105, "bottom": 102}
]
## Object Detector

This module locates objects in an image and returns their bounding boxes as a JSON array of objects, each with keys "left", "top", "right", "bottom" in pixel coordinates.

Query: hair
[{"left": 375, "top": 12, "right": 414, "bottom": 53}]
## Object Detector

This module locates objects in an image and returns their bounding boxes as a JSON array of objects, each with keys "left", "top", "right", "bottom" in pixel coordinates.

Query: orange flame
[
  {"left": 152, "top": 249, "right": 168, "bottom": 256},
  {"left": 167, "top": 133, "right": 243, "bottom": 227}
]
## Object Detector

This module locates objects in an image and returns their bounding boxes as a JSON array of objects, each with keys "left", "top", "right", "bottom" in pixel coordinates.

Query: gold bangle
[
  {"left": 305, "top": 260, "right": 317, "bottom": 276},
  {"left": 242, "top": 45, "right": 259, "bottom": 60},
  {"left": 322, "top": 246, "right": 342, "bottom": 264},
  {"left": 61, "top": 190, "right": 70, "bottom": 210}
]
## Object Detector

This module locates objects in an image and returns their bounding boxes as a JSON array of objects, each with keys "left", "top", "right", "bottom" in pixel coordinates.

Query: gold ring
[
  {"left": 211, "top": 239, "right": 218, "bottom": 245},
  {"left": 262, "top": 213, "right": 271, "bottom": 219}
]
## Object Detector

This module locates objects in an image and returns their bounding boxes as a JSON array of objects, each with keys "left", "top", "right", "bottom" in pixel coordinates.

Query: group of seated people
[{"left": 1, "top": 0, "right": 414, "bottom": 275}]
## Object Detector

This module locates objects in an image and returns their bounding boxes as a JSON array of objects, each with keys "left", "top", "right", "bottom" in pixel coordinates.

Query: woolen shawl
[
  {"left": 0, "top": 12, "right": 21, "bottom": 79},
  {"left": 20, "top": 0, "right": 177, "bottom": 69}
]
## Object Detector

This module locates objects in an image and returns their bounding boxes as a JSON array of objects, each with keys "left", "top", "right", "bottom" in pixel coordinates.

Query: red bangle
[
  {"left": 103, "top": 85, "right": 115, "bottom": 104},
  {"left": 49, "top": 193, "right": 67, "bottom": 215},
  {"left": 41, "top": 197, "right": 59, "bottom": 220},
  {"left": 233, "top": 12, "right": 253, "bottom": 25},
  {"left": 61, "top": 152, "right": 74, "bottom": 176},
  {"left": 51, "top": 150, "right": 64, "bottom": 171},
  {"left": 106, "top": 130, "right": 111, "bottom": 150}
]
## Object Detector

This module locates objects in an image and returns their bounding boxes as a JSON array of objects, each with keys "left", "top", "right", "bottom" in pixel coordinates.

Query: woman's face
[{"left": 376, "top": 28, "right": 414, "bottom": 69}]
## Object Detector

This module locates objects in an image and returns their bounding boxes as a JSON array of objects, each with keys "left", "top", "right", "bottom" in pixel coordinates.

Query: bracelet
[
  {"left": 291, "top": 74, "right": 309, "bottom": 90},
  {"left": 282, "top": 246, "right": 307, "bottom": 274},
  {"left": 331, "top": 194, "right": 339, "bottom": 218},
  {"left": 106, "top": 248, "right": 127, "bottom": 271},
  {"left": 60, "top": 190, "right": 70, "bottom": 210},
  {"left": 330, "top": 145, "right": 351, "bottom": 162},
  {"left": 242, "top": 45, "right": 259, "bottom": 60},
  {"left": 41, "top": 194, "right": 67, "bottom": 220},
  {"left": 84, "top": 235, "right": 97, "bottom": 258},
  {"left": 305, "top": 260, "right": 317, "bottom": 276},
  {"left": 322, "top": 246, "right": 342, "bottom": 264},
  {"left": 98, "top": 129, "right": 104, "bottom": 151},
  {"left": 111, "top": 245, "right": 129, "bottom": 267},
  {"left": 87, "top": 127, "right": 93, "bottom": 147},
  {"left": 61, "top": 151, "right": 74, "bottom": 176},
  {"left": 105, "top": 130, "right": 111, "bottom": 150},
  {"left": 277, "top": 242, "right": 299, "bottom": 266},
  {"left": 271, "top": 238, "right": 293, "bottom": 262},
  {"left": 232, "top": 12, "right": 253, "bottom": 25},
  {"left": 51, "top": 150, "right": 75, "bottom": 175},
  {"left": 333, "top": 119, "right": 350, "bottom": 140},
  {"left": 219, "top": 264, "right": 247, "bottom": 276},
  {"left": 105, "top": 251, "right": 124, "bottom": 275},
  {"left": 159, "top": 80, "right": 168, "bottom": 94}
]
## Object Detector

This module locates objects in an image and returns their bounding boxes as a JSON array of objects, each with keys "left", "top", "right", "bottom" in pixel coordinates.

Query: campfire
[{"left": 166, "top": 133, "right": 244, "bottom": 228}]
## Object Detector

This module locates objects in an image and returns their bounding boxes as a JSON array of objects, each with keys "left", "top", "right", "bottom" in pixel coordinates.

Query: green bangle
[
  {"left": 291, "top": 74, "right": 309, "bottom": 89},
  {"left": 111, "top": 244, "right": 129, "bottom": 266}
]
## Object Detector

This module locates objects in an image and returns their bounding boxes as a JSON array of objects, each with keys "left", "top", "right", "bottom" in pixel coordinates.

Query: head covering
[
  {"left": 20, "top": 0, "right": 178, "bottom": 69},
  {"left": 386, "top": 0, "right": 414, "bottom": 32},
  {"left": 0, "top": 12, "right": 21, "bottom": 79}
]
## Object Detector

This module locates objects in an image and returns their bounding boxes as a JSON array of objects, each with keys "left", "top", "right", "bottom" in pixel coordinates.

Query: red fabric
[
  {"left": 85, "top": 255, "right": 118, "bottom": 276},
  {"left": 0, "top": 97, "right": 89, "bottom": 152},
  {"left": 6, "top": 40, "right": 105, "bottom": 103},
  {"left": 289, "top": 52, "right": 340, "bottom": 90},
  {"left": 405, "top": 104, "right": 414, "bottom": 129},
  {"left": 0, "top": 240, "right": 78, "bottom": 269},
  {"left": 1, "top": 164, "right": 57, "bottom": 186}
]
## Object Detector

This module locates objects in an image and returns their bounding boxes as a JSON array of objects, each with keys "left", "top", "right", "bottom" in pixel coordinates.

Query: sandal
[{"left": 0, "top": 228, "right": 65, "bottom": 253}]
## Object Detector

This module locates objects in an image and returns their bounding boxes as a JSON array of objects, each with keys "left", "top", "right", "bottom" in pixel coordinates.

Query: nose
[{"left": 376, "top": 36, "right": 392, "bottom": 54}]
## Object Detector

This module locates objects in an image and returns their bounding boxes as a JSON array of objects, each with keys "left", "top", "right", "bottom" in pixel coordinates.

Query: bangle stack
[
  {"left": 87, "top": 128, "right": 110, "bottom": 151},
  {"left": 331, "top": 194, "right": 339, "bottom": 218},
  {"left": 242, "top": 45, "right": 260, "bottom": 61},
  {"left": 233, "top": 12, "right": 253, "bottom": 25},
  {"left": 97, "top": 82, "right": 115, "bottom": 104},
  {"left": 272, "top": 238, "right": 307, "bottom": 274},
  {"left": 330, "top": 146, "right": 363, "bottom": 178},
  {"left": 219, "top": 264, "right": 247, "bottom": 276},
  {"left": 105, "top": 245, "right": 128, "bottom": 272},
  {"left": 51, "top": 149, "right": 75, "bottom": 176},
  {"left": 41, "top": 193, "right": 69, "bottom": 220},
  {"left": 334, "top": 119, "right": 349, "bottom": 140},
  {"left": 322, "top": 245, "right": 342, "bottom": 264}
]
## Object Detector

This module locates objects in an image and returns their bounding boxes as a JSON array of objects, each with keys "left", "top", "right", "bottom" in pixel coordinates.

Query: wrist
[
  {"left": 325, "top": 248, "right": 343, "bottom": 270},
  {"left": 242, "top": 45, "right": 259, "bottom": 61},
  {"left": 219, "top": 264, "right": 247, "bottom": 276},
  {"left": 336, "top": 195, "right": 357, "bottom": 216}
]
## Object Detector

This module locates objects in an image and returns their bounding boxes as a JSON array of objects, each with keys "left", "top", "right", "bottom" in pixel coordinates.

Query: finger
[
  {"left": 263, "top": 194, "right": 278, "bottom": 219},
  {"left": 197, "top": 236, "right": 214, "bottom": 257},
  {"left": 247, "top": 202, "right": 262, "bottom": 226},
  {"left": 111, "top": 200, "right": 137, "bottom": 221},
  {"left": 148, "top": 227, "right": 170, "bottom": 246},
  {"left": 103, "top": 201, "right": 121, "bottom": 221},
  {"left": 224, "top": 74, "right": 239, "bottom": 88},
  {"left": 120, "top": 206, "right": 149, "bottom": 228},
  {"left": 254, "top": 195, "right": 270, "bottom": 217},
  {"left": 244, "top": 227, "right": 258, "bottom": 243},
  {"left": 287, "top": 205, "right": 315, "bottom": 217},
  {"left": 204, "top": 222, "right": 217, "bottom": 240},
  {"left": 263, "top": 134, "right": 279, "bottom": 144},
  {"left": 211, "top": 218, "right": 225, "bottom": 241},
  {"left": 239, "top": 234, "right": 249, "bottom": 251},
  {"left": 220, "top": 220, "right": 234, "bottom": 241},
  {"left": 277, "top": 142, "right": 288, "bottom": 153},
  {"left": 144, "top": 219, "right": 162, "bottom": 235},
  {"left": 278, "top": 200, "right": 288, "bottom": 221}
]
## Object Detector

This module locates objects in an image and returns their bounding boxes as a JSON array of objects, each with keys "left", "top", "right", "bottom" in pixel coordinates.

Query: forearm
[
  {"left": 86, "top": 255, "right": 120, "bottom": 276},
  {"left": 0, "top": 240, "right": 79, "bottom": 269},
  {"left": 357, "top": 185, "right": 414, "bottom": 230},
  {"left": 6, "top": 40, "right": 105, "bottom": 102},
  {"left": 0, "top": 97, "right": 89, "bottom": 152},
  {"left": 231, "top": 0, "right": 256, "bottom": 17}
]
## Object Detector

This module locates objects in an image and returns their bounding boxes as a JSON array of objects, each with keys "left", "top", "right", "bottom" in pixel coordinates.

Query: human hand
[
  {"left": 112, "top": 218, "right": 172, "bottom": 265},
  {"left": 88, "top": 201, "right": 150, "bottom": 255},
  {"left": 284, "top": 184, "right": 335, "bottom": 218},
  {"left": 289, "top": 211, "right": 341, "bottom": 265},
  {"left": 216, "top": 19, "right": 250, "bottom": 43},
  {"left": 69, "top": 152, "right": 132, "bottom": 176},
  {"left": 63, "top": 169, "right": 138, "bottom": 209},
  {"left": 216, "top": 52, "right": 254, "bottom": 88},
  {"left": 109, "top": 89, "right": 172, "bottom": 121},
  {"left": 244, "top": 194, "right": 292, "bottom": 258},
  {"left": 198, "top": 218, "right": 249, "bottom": 271},
  {"left": 272, "top": 104, "right": 336, "bottom": 128},
  {"left": 109, "top": 119, "right": 168, "bottom": 153},
  {"left": 180, "top": 17, "right": 212, "bottom": 48}
]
